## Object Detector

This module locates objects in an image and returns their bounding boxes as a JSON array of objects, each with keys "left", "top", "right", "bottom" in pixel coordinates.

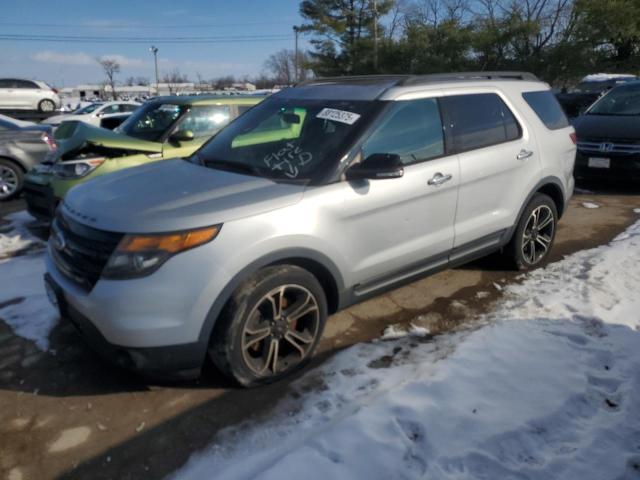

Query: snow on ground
[
  {"left": 582, "top": 201, "right": 600, "bottom": 209},
  {"left": 0, "top": 213, "right": 57, "bottom": 350},
  {"left": 634, "top": 208, "right": 640, "bottom": 214},
  {"left": 173, "top": 220, "right": 640, "bottom": 480}
]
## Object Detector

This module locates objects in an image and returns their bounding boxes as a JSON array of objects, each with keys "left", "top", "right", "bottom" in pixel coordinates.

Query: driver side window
[{"left": 362, "top": 98, "right": 444, "bottom": 166}]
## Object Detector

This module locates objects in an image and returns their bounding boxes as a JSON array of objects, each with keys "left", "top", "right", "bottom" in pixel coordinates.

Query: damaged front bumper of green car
[{"left": 23, "top": 166, "right": 59, "bottom": 222}]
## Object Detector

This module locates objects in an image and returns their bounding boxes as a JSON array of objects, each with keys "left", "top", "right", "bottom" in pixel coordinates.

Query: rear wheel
[
  {"left": 506, "top": 193, "right": 558, "bottom": 270},
  {"left": 209, "top": 265, "right": 327, "bottom": 387},
  {"left": 38, "top": 99, "right": 56, "bottom": 113},
  {"left": 0, "top": 159, "right": 23, "bottom": 201}
]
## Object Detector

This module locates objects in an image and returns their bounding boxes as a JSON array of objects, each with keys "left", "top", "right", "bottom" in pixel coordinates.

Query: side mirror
[
  {"left": 346, "top": 153, "right": 404, "bottom": 180},
  {"left": 170, "top": 130, "right": 195, "bottom": 143}
]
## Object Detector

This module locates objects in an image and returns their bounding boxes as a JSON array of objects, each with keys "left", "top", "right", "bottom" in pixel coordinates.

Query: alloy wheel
[
  {"left": 521, "top": 205, "right": 555, "bottom": 265},
  {"left": 241, "top": 284, "right": 320, "bottom": 376},
  {"left": 0, "top": 165, "right": 18, "bottom": 199},
  {"left": 40, "top": 100, "right": 55, "bottom": 112}
]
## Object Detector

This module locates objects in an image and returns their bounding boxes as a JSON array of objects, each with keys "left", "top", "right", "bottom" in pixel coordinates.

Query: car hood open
[
  {"left": 63, "top": 159, "right": 306, "bottom": 233},
  {"left": 53, "top": 121, "right": 162, "bottom": 160}
]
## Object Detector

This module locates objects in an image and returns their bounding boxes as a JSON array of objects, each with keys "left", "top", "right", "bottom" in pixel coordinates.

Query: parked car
[
  {"left": 44, "top": 72, "right": 576, "bottom": 385},
  {"left": 0, "top": 114, "right": 56, "bottom": 200},
  {"left": 0, "top": 78, "right": 61, "bottom": 112},
  {"left": 24, "top": 95, "right": 263, "bottom": 220},
  {"left": 573, "top": 81, "right": 640, "bottom": 183},
  {"left": 98, "top": 113, "right": 132, "bottom": 130},
  {"left": 41, "top": 101, "right": 141, "bottom": 127},
  {"left": 556, "top": 73, "right": 637, "bottom": 118}
]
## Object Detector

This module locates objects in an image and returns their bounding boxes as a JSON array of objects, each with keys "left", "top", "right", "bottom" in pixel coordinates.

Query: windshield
[
  {"left": 192, "top": 96, "right": 378, "bottom": 183},
  {"left": 74, "top": 103, "right": 103, "bottom": 115},
  {"left": 116, "top": 102, "right": 185, "bottom": 141},
  {"left": 588, "top": 84, "right": 640, "bottom": 115}
]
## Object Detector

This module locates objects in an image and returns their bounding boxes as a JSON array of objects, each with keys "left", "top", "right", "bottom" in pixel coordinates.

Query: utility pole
[
  {"left": 373, "top": 0, "right": 379, "bottom": 72},
  {"left": 293, "top": 26, "right": 300, "bottom": 84},
  {"left": 149, "top": 45, "right": 159, "bottom": 96}
]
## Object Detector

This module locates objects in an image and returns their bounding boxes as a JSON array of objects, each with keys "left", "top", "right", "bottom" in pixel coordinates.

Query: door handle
[
  {"left": 517, "top": 149, "right": 534, "bottom": 160},
  {"left": 428, "top": 172, "right": 453, "bottom": 186}
]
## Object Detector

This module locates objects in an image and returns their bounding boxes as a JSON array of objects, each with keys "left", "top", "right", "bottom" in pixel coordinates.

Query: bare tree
[
  {"left": 162, "top": 69, "right": 189, "bottom": 95},
  {"left": 97, "top": 57, "right": 121, "bottom": 100},
  {"left": 264, "top": 49, "right": 310, "bottom": 84}
]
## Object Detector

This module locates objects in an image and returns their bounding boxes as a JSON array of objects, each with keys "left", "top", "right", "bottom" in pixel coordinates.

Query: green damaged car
[{"left": 24, "top": 95, "right": 263, "bottom": 221}]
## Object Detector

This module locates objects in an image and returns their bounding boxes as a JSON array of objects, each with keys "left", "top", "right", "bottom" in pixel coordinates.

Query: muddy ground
[{"left": 1, "top": 184, "right": 639, "bottom": 480}]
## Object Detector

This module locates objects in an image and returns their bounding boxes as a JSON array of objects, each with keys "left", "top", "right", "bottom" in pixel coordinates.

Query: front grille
[
  {"left": 577, "top": 137, "right": 640, "bottom": 155},
  {"left": 50, "top": 210, "right": 123, "bottom": 291},
  {"left": 23, "top": 180, "right": 56, "bottom": 220}
]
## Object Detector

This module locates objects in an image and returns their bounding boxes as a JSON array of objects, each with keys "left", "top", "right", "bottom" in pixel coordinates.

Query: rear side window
[
  {"left": 441, "top": 93, "right": 521, "bottom": 153},
  {"left": 15, "top": 80, "right": 38, "bottom": 89},
  {"left": 522, "top": 91, "right": 569, "bottom": 130},
  {"left": 362, "top": 98, "right": 444, "bottom": 166}
]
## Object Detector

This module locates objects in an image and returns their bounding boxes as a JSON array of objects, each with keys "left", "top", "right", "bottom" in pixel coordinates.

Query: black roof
[{"left": 283, "top": 72, "right": 540, "bottom": 101}]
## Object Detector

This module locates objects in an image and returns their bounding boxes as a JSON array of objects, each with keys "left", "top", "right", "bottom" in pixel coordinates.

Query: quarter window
[
  {"left": 522, "top": 91, "right": 569, "bottom": 130},
  {"left": 362, "top": 98, "right": 444, "bottom": 166},
  {"left": 14, "top": 80, "right": 38, "bottom": 89},
  {"left": 442, "top": 93, "right": 521, "bottom": 153}
]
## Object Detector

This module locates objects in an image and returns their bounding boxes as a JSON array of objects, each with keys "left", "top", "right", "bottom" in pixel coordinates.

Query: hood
[
  {"left": 573, "top": 114, "right": 640, "bottom": 140},
  {"left": 63, "top": 159, "right": 305, "bottom": 233},
  {"left": 53, "top": 121, "right": 162, "bottom": 160}
]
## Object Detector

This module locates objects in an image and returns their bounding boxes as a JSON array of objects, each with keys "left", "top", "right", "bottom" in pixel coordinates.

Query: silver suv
[{"left": 44, "top": 72, "right": 576, "bottom": 386}]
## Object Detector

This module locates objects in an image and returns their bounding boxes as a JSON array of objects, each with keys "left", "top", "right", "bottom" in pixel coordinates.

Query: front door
[{"left": 336, "top": 97, "right": 460, "bottom": 290}]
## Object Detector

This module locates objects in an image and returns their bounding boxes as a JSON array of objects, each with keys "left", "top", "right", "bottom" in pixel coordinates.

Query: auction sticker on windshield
[{"left": 316, "top": 108, "right": 361, "bottom": 125}]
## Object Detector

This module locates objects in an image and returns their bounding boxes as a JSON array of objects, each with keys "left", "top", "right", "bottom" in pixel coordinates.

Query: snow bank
[
  {"left": 0, "top": 213, "right": 57, "bottom": 350},
  {"left": 581, "top": 201, "right": 600, "bottom": 209},
  {"left": 173, "top": 220, "right": 640, "bottom": 480}
]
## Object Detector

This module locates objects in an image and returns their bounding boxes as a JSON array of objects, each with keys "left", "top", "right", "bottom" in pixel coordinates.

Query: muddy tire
[
  {"left": 506, "top": 193, "right": 558, "bottom": 270},
  {"left": 209, "top": 265, "right": 327, "bottom": 387}
]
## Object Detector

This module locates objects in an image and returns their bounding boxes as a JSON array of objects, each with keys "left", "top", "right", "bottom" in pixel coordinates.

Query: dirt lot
[{"left": 1, "top": 187, "right": 639, "bottom": 480}]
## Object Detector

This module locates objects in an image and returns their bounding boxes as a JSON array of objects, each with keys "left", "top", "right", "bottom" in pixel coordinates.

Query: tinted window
[
  {"left": 238, "top": 105, "right": 253, "bottom": 115},
  {"left": 118, "top": 103, "right": 184, "bottom": 141},
  {"left": 101, "top": 104, "right": 121, "bottom": 114},
  {"left": 14, "top": 80, "right": 38, "bottom": 89},
  {"left": 0, "top": 79, "right": 12, "bottom": 88},
  {"left": 120, "top": 104, "right": 138, "bottom": 112},
  {"left": 363, "top": 98, "right": 444, "bottom": 165},
  {"left": 442, "top": 93, "right": 521, "bottom": 152},
  {"left": 523, "top": 91, "right": 569, "bottom": 129}
]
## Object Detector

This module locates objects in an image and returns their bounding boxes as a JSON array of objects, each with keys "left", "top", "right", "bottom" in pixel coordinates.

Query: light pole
[
  {"left": 149, "top": 45, "right": 159, "bottom": 96},
  {"left": 293, "top": 26, "right": 300, "bottom": 84}
]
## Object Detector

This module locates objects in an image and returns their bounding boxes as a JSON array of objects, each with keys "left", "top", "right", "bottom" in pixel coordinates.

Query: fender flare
[{"left": 197, "top": 247, "right": 345, "bottom": 345}]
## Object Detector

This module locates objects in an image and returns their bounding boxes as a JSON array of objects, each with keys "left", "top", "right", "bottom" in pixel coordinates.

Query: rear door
[
  {"left": 14, "top": 80, "right": 42, "bottom": 109},
  {"left": 440, "top": 90, "right": 541, "bottom": 250},
  {"left": 338, "top": 97, "right": 460, "bottom": 289}
]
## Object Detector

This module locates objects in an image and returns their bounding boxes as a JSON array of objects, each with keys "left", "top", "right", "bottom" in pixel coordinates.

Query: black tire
[
  {"left": 0, "top": 158, "right": 24, "bottom": 201},
  {"left": 38, "top": 99, "right": 56, "bottom": 113},
  {"left": 209, "top": 265, "right": 328, "bottom": 387},
  {"left": 506, "top": 193, "right": 558, "bottom": 270}
]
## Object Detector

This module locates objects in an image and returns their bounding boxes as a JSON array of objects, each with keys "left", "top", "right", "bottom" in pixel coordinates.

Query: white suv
[
  {"left": 0, "top": 78, "right": 61, "bottom": 112},
  {"left": 45, "top": 72, "right": 576, "bottom": 386}
]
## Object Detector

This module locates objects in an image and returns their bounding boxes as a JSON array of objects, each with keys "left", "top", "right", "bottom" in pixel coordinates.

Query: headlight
[
  {"left": 53, "top": 158, "right": 105, "bottom": 179},
  {"left": 102, "top": 225, "right": 221, "bottom": 279}
]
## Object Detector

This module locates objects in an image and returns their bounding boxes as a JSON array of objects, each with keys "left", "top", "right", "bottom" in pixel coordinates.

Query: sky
[{"left": 0, "top": 0, "right": 307, "bottom": 87}]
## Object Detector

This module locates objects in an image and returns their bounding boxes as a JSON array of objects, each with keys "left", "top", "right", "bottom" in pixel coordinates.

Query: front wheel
[
  {"left": 506, "top": 193, "right": 558, "bottom": 270},
  {"left": 209, "top": 265, "right": 327, "bottom": 387}
]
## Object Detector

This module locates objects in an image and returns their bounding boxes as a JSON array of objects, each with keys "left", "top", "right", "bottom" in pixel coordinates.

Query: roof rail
[
  {"left": 296, "top": 75, "right": 409, "bottom": 87},
  {"left": 399, "top": 71, "right": 539, "bottom": 85}
]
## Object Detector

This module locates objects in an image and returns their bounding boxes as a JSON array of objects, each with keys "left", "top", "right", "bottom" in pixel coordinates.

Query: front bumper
[
  {"left": 23, "top": 170, "right": 58, "bottom": 222},
  {"left": 574, "top": 151, "right": 640, "bottom": 182},
  {"left": 45, "top": 240, "right": 233, "bottom": 378}
]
